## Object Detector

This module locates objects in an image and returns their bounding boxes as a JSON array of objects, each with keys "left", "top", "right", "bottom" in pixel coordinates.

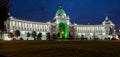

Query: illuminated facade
[{"left": 4, "top": 7, "right": 116, "bottom": 40}]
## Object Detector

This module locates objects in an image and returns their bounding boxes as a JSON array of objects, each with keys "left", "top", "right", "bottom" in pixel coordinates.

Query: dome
[{"left": 56, "top": 7, "right": 65, "bottom": 15}]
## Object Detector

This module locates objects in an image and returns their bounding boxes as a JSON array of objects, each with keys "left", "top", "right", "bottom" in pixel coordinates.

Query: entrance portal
[{"left": 59, "top": 21, "right": 69, "bottom": 39}]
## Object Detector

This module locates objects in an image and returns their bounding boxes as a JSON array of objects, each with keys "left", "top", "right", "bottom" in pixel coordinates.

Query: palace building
[{"left": 4, "top": 7, "right": 116, "bottom": 40}]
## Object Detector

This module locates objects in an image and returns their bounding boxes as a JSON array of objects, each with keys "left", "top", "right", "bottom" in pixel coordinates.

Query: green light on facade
[
  {"left": 59, "top": 21, "right": 69, "bottom": 39},
  {"left": 57, "top": 8, "right": 65, "bottom": 15}
]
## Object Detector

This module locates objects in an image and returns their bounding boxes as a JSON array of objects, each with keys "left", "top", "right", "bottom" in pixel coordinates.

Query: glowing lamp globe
[{"left": 62, "top": 31, "right": 64, "bottom": 35}]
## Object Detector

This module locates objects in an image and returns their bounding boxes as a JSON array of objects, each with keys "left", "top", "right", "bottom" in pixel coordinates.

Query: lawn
[{"left": 0, "top": 40, "right": 120, "bottom": 57}]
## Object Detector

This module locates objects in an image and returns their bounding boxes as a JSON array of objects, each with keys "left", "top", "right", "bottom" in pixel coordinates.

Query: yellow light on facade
[{"left": 62, "top": 31, "right": 64, "bottom": 35}]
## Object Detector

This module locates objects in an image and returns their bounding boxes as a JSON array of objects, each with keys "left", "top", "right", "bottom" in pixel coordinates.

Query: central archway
[{"left": 59, "top": 21, "right": 69, "bottom": 39}]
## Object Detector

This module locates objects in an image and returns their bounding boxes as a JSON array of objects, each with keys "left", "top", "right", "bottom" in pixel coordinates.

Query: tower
[
  {"left": 51, "top": 6, "right": 71, "bottom": 39},
  {"left": 53, "top": 6, "right": 70, "bottom": 25},
  {"left": 103, "top": 16, "right": 115, "bottom": 35}
]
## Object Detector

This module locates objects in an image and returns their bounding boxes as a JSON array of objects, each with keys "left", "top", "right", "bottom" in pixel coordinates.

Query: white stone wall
[
  {"left": 7, "top": 18, "right": 50, "bottom": 40},
  {"left": 9, "top": 18, "right": 50, "bottom": 32},
  {"left": 75, "top": 25, "right": 106, "bottom": 39},
  {"left": 10, "top": 19, "right": 50, "bottom": 32}
]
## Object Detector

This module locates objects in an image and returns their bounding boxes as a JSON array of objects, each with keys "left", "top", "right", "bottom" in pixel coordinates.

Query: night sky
[{"left": 9, "top": 0, "right": 120, "bottom": 30}]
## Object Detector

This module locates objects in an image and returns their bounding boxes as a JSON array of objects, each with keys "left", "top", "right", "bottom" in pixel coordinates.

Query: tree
[
  {"left": 32, "top": 31, "right": 36, "bottom": 40},
  {"left": 118, "top": 34, "right": 120, "bottom": 39},
  {"left": 13, "top": 30, "right": 20, "bottom": 39},
  {"left": 69, "top": 32, "right": 74, "bottom": 40},
  {"left": 8, "top": 32, "right": 13, "bottom": 38},
  {"left": 46, "top": 32, "right": 50, "bottom": 40},
  {"left": 0, "top": 0, "right": 9, "bottom": 39},
  {"left": 37, "top": 32, "right": 42, "bottom": 40},
  {"left": 20, "top": 37, "right": 23, "bottom": 40},
  {"left": 27, "top": 32, "right": 30, "bottom": 40},
  {"left": 81, "top": 35, "right": 85, "bottom": 40},
  {"left": 117, "top": 30, "right": 120, "bottom": 39}
]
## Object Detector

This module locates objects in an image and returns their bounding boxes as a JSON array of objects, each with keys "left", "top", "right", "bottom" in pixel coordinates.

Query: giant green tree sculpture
[{"left": 59, "top": 21, "right": 69, "bottom": 39}]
